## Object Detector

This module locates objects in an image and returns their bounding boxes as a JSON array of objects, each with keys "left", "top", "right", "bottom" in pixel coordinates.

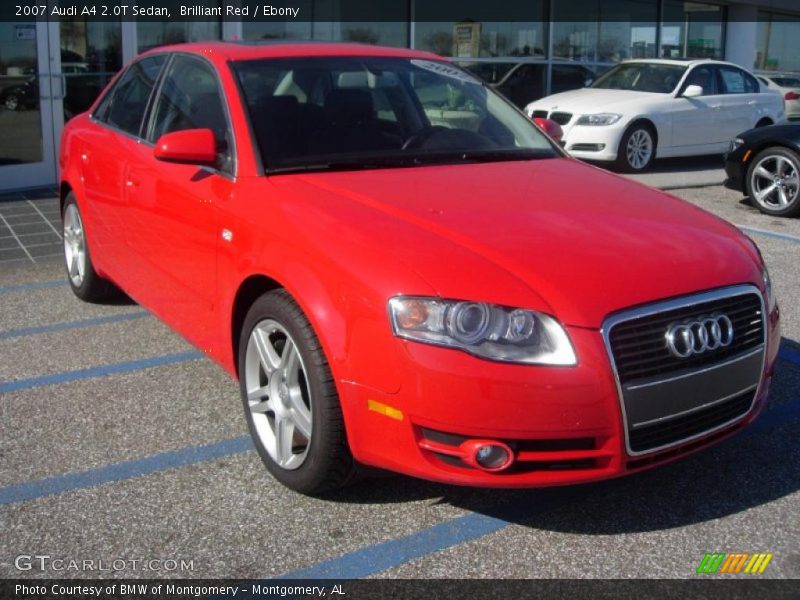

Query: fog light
[{"left": 460, "top": 440, "right": 514, "bottom": 472}]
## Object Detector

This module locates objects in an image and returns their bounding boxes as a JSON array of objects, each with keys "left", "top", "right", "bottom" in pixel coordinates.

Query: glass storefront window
[
  {"left": 137, "top": 13, "right": 221, "bottom": 53},
  {"left": 0, "top": 22, "right": 42, "bottom": 165},
  {"left": 243, "top": 1, "right": 408, "bottom": 47},
  {"left": 60, "top": 19, "right": 121, "bottom": 121},
  {"left": 414, "top": 0, "right": 546, "bottom": 59},
  {"left": 660, "top": 1, "right": 725, "bottom": 59},
  {"left": 756, "top": 12, "right": 800, "bottom": 72},
  {"left": 461, "top": 61, "right": 546, "bottom": 107},
  {"left": 552, "top": 1, "right": 657, "bottom": 63}
]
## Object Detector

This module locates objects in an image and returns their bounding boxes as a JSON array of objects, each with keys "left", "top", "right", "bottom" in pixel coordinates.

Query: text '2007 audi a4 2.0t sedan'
[{"left": 59, "top": 42, "right": 780, "bottom": 495}]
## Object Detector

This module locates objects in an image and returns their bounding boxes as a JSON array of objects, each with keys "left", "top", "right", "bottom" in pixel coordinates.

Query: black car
[
  {"left": 0, "top": 77, "right": 39, "bottom": 112},
  {"left": 725, "top": 123, "right": 800, "bottom": 217}
]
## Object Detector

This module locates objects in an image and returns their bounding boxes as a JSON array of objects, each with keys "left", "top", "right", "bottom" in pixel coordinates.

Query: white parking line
[
  {"left": 26, "top": 200, "right": 62, "bottom": 240},
  {"left": 0, "top": 214, "right": 35, "bottom": 263}
]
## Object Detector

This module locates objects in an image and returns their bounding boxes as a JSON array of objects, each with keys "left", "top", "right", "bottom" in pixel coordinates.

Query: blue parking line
[
  {"left": 0, "top": 436, "right": 252, "bottom": 507},
  {"left": 739, "top": 225, "right": 800, "bottom": 246},
  {"left": 0, "top": 279, "right": 67, "bottom": 294},
  {"left": 0, "top": 350, "right": 203, "bottom": 394},
  {"left": 277, "top": 512, "right": 511, "bottom": 579},
  {"left": 0, "top": 311, "right": 149, "bottom": 340}
]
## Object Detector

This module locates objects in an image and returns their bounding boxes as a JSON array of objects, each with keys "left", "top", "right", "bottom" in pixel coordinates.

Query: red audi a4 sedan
[{"left": 60, "top": 42, "right": 780, "bottom": 495}]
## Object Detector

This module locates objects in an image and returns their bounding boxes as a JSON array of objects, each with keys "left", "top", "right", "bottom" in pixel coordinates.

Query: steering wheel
[{"left": 402, "top": 126, "right": 448, "bottom": 150}]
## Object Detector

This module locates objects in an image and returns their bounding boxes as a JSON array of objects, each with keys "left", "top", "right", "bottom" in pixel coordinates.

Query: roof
[
  {"left": 140, "top": 41, "right": 441, "bottom": 62},
  {"left": 620, "top": 58, "right": 743, "bottom": 68}
]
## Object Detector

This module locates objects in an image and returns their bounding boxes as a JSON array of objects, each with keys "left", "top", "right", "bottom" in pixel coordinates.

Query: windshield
[
  {"left": 591, "top": 63, "right": 686, "bottom": 94},
  {"left": 232, "top": 57, "right": 558, "bottom": 173}
]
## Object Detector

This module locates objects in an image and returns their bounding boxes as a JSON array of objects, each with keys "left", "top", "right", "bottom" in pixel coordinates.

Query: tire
[
  {"left": 746, "top": 146, "right": 800, "bottom": 217},
  {"left": 615, "top": 122, "right": 656, "bottom": 173},
  {"left": 62, "top": 193, "right": 117, "bottom": 302},
  {"left": 238, "top": 289, "right": 356, "bottom": 495},
  {"left": 4, "top": 95, "right": 19, "bottom": 111}
]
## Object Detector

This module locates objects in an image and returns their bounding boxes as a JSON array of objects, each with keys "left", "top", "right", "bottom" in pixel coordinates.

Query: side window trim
[{"left": 145, "top": 52, "right": 237, "bottom": 179}]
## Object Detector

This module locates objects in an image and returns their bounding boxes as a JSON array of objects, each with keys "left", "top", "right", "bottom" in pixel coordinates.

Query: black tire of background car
[
  {"left": 238, "top": 289, "right": 357, "bottom": 495},
  {"left": 615, "top": 122, "right": 656, "bottom": 173},
  {"left": 62, "top": 192, "right": 118, "bottom": 302},
  {"left": 746, "top": 146, "right": 800, "bottom": 218}
]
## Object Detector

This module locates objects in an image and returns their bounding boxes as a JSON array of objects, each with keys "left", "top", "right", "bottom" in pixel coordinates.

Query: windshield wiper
[{"left": 267, "top": 149, "right": 554, "bottom": 174}]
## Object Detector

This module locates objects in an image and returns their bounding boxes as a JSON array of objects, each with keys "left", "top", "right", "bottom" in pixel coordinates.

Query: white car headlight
[
  {"left": 388, "top": 296, "right": 577, "bottom": 365},
  {"left": 576, "top": 113, "right": 622, "bottom": 126}
]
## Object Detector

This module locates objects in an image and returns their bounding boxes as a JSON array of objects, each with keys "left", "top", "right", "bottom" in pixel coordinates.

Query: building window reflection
[
  {"left": 756, "top": 12, "right": 800, "bottom": 72},
  {"left": 660, "top": 1, "right": 725, "bottom": 59}
]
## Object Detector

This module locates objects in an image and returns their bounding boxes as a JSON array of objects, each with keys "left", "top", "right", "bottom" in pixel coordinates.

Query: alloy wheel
[
  {"left": 751, "top": 154, "right": 800, "bottom": 210},
  {"left": 244, "top": 319, "right": 313, "bottom": 470},
  {"left": 626, "top": 128, "right": 653, "bottom": 170},
  {"left": 63, "top": 203, "right": 86, "bottom": 287}
]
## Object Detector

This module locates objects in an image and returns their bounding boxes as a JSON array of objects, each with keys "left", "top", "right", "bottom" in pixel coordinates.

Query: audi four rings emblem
[{"left": 665, "top": 314, "right": 734, "bottom": 358}]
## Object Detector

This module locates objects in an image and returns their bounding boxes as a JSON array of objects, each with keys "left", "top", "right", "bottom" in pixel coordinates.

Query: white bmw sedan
[{"left": 525, "top": 59, "right": 785, "bottom": 172}]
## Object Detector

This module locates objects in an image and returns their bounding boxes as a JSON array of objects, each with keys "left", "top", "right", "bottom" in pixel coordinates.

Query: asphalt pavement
[{"left": 0, "top": 178, "right": 798, "bottom": 581}]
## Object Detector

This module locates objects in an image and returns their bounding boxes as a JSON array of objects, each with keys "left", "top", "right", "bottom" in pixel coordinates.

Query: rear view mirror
[
  {"left": 683, "top": 85, "right": 703, "bottom": 98},
  {"left": 533, "top": 117, "right": 564, "bottom": 143},
  {"left": 154, "top": 129, "right": 217, "bottom": 166}
]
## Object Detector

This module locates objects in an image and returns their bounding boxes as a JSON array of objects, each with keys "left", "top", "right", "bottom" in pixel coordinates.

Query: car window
[
  {"left": 772, "top": 76, "right": 800, "bottom": 87},
  {"left": 148, "top": 55, "right": 233, "bottom": 174},
  {"left": 102, "top": 55, "right": 165, "bottom": 136},
  {"left": 682, "top": 65, "right": 718, "bottom": 96},
  {"left": 591, "top": 63, "right": 685, "bottom": 94},
  {"left": 719, "top": 67, "right": 750, "bottom": 94},
  {"left": 232, "top": 57, "right": 557, "bottom": 173}
]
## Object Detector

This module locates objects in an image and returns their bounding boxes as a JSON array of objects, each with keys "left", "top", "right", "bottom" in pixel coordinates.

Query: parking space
[{"left": 0, "top": 183, "right": 798, "bottom": 580}]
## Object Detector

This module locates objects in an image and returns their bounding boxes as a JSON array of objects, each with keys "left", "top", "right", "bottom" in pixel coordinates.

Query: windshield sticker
[{"left": 410, "top": 60, "right": 481, "bottom": 85}]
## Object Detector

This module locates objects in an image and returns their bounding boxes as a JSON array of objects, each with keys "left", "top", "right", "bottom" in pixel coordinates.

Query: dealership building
[{"left": 1, "top": 0, "right": 800, "bottom": 192}]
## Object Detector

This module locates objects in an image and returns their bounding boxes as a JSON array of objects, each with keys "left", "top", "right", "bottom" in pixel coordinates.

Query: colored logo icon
[{"left": 697, "top": 552, "right": 773, "bottom": 574}]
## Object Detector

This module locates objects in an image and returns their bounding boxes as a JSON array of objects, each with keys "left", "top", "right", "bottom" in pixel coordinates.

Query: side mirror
[
  {"left": 533, "top": 117, "right": 564, "bottom": 143},
  {"left": 682, "top": 84, "right": 703, "bottom": 98},
  {"left": 154, "top": 129, "right": 217, "bottom": 166}
]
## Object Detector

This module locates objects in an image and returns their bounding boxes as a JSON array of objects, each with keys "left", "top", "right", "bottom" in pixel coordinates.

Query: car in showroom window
[
  {"left": 60, "top": 43, "right": 779, "bottom": 495},
  {"left": 524, "top": 59, "right": 785, "bottom": 172}
]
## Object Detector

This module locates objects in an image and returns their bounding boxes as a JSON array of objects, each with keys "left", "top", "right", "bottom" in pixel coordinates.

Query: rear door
[
  {"left": 717, "top": 65, "right": 761, "bottom": 134},
  {"left": 79, "top": 54, "right": 166, "bottom": 281},
  {"left": 125, "top": 54, "right": 235, "bottom": 350}
]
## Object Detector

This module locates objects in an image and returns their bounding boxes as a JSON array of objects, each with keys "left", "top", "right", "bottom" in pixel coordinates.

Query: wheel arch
[
  {"left": 627, "top": 117, "right": 660, "bottom": 149},
  {"left": 230, "top": 274, "right": 283, "bottom": 378}
]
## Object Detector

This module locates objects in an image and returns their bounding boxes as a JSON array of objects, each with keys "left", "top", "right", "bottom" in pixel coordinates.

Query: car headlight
[
  {"left": 762, "top": 264, "right": 777, "bottom": 313},
  {"left": 576, "top": 113, "right": 622, "bottom": 126},
  {"left": 388, "top": 296, "right": 577, "bottom": 365},
  {"left": 729, "top": 137, "right": 745, "bottom": 153}
]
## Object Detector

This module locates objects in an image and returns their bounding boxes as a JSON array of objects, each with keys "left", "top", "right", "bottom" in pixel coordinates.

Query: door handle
[{"left": 52, "top": 74, "right": 66, "bottom": 100}]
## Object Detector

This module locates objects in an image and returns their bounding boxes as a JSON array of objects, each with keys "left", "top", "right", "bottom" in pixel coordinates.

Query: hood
[
  {"left": 281, "top": 158, "right": 761, "bottom": 329},
  {"left": 527, "top": 88, "right": 657, "bottom": 114}
]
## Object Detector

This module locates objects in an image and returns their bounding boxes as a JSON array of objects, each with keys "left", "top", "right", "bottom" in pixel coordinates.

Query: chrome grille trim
[{"left": 601, "top": 285, "right": 767, "bottom": 457}]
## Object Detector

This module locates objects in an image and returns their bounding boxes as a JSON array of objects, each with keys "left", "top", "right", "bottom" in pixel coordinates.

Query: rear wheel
[
  {"left": 62, "top": 193, "right": 116, "bottom": 302},
  {"left": 615, "top": 122, "right": 656, "bottom": 172},
  {"left": 746, "top": 146, "right": 800, "bottom": 217},
  {"left": 238, "top": 289, "right": 356, "bottom": 495}
]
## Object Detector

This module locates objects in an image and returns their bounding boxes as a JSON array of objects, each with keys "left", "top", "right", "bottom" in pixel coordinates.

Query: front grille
[
  {"left": 532, "top": 110, "right": 548, "bottom": 118},
  {"left": 608, "top": 292, "right": 763, "bottom": 385},
  {"left": 628, "top": 388, "right": 753, "bottom": 453},
  {"left": 549, "top": 111, "right": 573, "bottom": 125}
]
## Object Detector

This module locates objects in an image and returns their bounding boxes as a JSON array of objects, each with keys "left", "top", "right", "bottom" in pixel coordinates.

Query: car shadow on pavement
[
  {"left": 327, "top": 338, "right": 800, "bottom": 535},
  {"left": 588, "top": 153, "right": 724, "bottom": 175}
]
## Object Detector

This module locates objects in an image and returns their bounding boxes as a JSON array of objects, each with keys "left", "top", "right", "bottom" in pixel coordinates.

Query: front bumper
[
  {"left": 338, "top": 296, "right": 780, "bottom": 488},
  {"left": 558, "top": 120, "right": 628, "bottom": 162},
  {"left": 723, "top": 149, "right": 747, "bottom": 193}
]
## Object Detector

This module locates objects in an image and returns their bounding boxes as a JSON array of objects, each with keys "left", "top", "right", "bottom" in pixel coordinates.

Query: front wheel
[
  {"left": 615, "top": 123, "right": 656, "bottom": 172},
  {"left": 746, "top": 146, "right": 800, "bottom": 217},
  {"left": 238, "top": 289, "right": 356, "bottom": 495}
]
